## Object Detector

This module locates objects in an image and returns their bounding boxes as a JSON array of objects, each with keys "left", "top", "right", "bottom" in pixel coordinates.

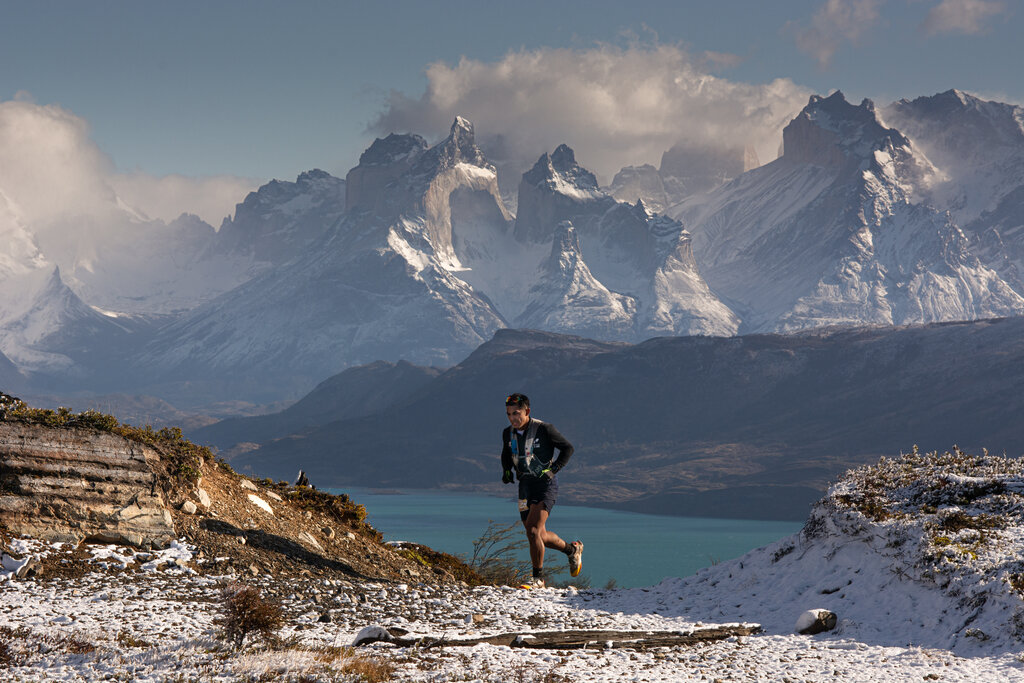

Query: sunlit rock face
[{"left": 0, "top": 422, "right": 175, "bottom": 548}]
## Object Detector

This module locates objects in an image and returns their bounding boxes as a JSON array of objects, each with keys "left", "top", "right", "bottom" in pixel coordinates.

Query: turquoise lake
[{"left": 332, "top": 487, "right": 803, "bottom": 588}]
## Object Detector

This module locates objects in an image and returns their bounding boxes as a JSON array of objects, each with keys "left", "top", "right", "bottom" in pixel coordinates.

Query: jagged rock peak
[
  {"left": 551, "top": 220, "right": 581, "bottom": 254},
  {"left": 802, "top": 91, "right": 883, "bottom": 134},
  {"left": 296, "top": 168, "right": 334, "bottom": 184},
  {"left": 358, "top": 133, "right": 429, "bottom": 166},
  {"left": 894, "top": 89, "right": 977, "bottom": 111},
  {"left": 405, "top": 116, "right": 494, "bottom": 179},
  {"left": 235, "top": 169, "right": 344, "bottom": 208},
  {"left": 783, "top": 91, "right": 908, "bottom": 166},
  {"left": 523, "top": 144, "right": 600, "bottom": 191},
  {"left": 451, "top": 115, "right": 474, "bottom": 140},
  {"left": 887, "top": 90, "right": 1024, "bottom": 142}
]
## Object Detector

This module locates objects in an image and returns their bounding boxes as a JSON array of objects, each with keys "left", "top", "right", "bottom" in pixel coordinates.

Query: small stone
[
  {"left": 248, "top": 564, "right": 260, "bottom": 576},
  {"left": 180, "top": 501, "right": 198, "bottom": 515},
  {"left": 236, "top": 536, "right": 247, "bottom": 545},
  {"left": 304, "top": 511, "right": 312, "bottom": 519},
  {"left": 795, "top": 609, "right": 838, "bottom": 635},
  {"left": 265, "top": 491, "right": 283, "bottom": 502},
  {"left": 299, "top": 531, "right": 323, "bottom": 551},
  {"left": 240, "top": 479, "right": 257, "bottom": 491},
  {"left": 472, "top": 614, "right": 486, "bottom": 624},
  {"left": 346, "top": 531, "right": 356, "bottom": 540},
  {"left": 352, "top": 625, "right": 393, "bottom": 646},
  {"left": 15, "top": 556, "right": 38, "bottom": 579},
  {"left": 195, "top": 488, "right": 211, "bottom": 509},
  {"left": 318, "top": 612, "right": 332, "bottom": 623},
  {"left": 322, "top": 526, "right": 335, "bottom": 539}
]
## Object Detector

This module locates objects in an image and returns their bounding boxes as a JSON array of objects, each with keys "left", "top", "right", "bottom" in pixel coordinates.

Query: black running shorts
[{"left": 518, "top": 475, "right": 558, "bottom": 521}]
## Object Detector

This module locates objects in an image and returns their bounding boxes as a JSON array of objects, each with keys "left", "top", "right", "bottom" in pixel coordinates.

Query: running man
[{"left": 501, "top": 393, "right": 583, "bottom": 588}]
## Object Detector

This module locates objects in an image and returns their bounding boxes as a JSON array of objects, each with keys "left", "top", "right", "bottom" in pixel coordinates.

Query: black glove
[{"left": 502, "top": 469, "right": 515, "bottom": 484}]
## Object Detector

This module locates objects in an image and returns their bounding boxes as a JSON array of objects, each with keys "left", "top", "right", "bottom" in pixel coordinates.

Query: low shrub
[
  {"left": 469, "top": 520, "right": 530, "bottom": 586},
  {"left": 217, "top": 583, "right": 284, "bottom": 649}
]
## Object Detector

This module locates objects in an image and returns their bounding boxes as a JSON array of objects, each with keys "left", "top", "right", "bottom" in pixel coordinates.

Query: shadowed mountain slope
[{"left": 216, "top": 317, "right": 1024, "bottom": 520}]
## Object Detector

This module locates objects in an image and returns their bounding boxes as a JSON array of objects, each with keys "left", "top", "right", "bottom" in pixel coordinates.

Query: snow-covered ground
[
  {"left": 0, "top": 541, "right": 1020, "bottom": 680},
  {"left": 4, "top": 449, "right": 1024, "bottom": 681}
]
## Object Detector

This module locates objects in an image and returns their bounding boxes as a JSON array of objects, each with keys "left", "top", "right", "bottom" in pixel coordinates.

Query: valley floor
[{"left": 2, "top": 539, "right": 1022, "bottom": 682}]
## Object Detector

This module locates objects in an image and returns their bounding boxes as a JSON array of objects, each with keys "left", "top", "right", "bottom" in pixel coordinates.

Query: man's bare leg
[{"left": 522, "top": 504, "right": 567, "bottom": 573}]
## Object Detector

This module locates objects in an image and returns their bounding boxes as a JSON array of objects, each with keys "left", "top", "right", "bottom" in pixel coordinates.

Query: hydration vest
[{"left": 509, "top": 419, "right": 548, "bottom": 478}]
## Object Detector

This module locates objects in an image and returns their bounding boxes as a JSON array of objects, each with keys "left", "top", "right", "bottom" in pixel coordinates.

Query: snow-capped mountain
[
  {"left": 883, "top": 89, "right": 1024, "bottom": 225},
  {"left": 0, "top": 163, "right": 353, "bottom": 394},
  {"left": 493, "top": 144, "right": 737, "bottom": 337},
  {"left": 30, "top": 209, "right": 241, "bottom": 316},
  {"left": 515, "top": 221, "right": 638, "bottom": 339},
  {"left": 6, "top": 90, "right": 1024, "bottom": 410},
  {"left": 215, "top": 169, "right": 346, "bottom": 267},
  {"left": 673, "top": 92, "right": 1024, "bottom": 332},
  {"left": 882, "top": 90, "right": 1024, "bottom": 291},
  {"left": 133, "top": 119, "right": 510, "bottom": 402},
  {"left": 0, "top": 191, "right": 140, "bottom": 377},
  {"left": 137, "top": 122, "right": 739, "bottom": 403},
  {"left": 19, "top": 167, "right": 345, "bottom": 321}
]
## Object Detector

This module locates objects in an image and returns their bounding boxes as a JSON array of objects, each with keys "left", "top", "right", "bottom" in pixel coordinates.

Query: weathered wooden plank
[{"left": 361, "top": 625, "right": 761, "bottom": 650}]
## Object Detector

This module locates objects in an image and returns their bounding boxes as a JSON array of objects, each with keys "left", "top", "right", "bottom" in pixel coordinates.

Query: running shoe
[
  {"left": 519, "top": 576, "right": 545, "bottom": 590},
  {"left": 567, "top": 540, "right": 583, "bottom": 577}
]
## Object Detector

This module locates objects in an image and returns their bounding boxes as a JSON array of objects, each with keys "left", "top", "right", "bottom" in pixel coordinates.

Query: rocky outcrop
[
  {"left": 514, "top": 144, "right": 613, "bottom": 244},
  {"left": 0, "top": 422, "right": 175, "bottom": 548},
  {"left": 345, "top": 133, "right": 429, "bottom": 215}
]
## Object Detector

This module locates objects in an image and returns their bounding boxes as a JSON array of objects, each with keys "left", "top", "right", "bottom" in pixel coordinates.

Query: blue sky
[{"left": 0, "top": 0, "right": 1020, "bottom": 223}]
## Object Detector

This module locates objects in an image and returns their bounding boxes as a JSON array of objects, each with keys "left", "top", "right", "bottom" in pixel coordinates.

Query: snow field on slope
[{"left": 3, "top": 527, "right": 1024, "bottom": 681}]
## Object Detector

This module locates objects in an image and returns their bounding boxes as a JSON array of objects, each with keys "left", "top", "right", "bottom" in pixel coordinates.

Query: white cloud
[
  {"left": 109, "top": 173, "right": 258, "bottom": 226},
  {"left": 0, "top": 99, "right": 118, "bottom": 225},
  {"left": 370, "top": 44, "right": 811, "bottom": 183},
  {"left": 922, "top": 0, "right": 1006, "bottom": 35},
  {"left": 789, "top": 0, "right": 886, "bottom": 69},
  {"left": 0, "top": 98, "right": 257, "bottom": 229}
]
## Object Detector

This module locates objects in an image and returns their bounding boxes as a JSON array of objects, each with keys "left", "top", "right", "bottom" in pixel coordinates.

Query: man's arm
[
  {"left": 500, "top": 428, "right": 514, "bottom": 477},
  {"left": 545, "top": 423, "right": 574, "bottom": 473}
]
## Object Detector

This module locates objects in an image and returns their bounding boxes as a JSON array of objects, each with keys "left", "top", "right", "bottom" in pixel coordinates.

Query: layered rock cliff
[{"left": 0, "top": 420, "right": 175, "bottom": 548}]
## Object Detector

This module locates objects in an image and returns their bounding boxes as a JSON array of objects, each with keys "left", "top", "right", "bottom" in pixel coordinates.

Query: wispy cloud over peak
[
  {"left": 0, "top": 97, "right": 257, "bottom": 229},
  {"left": 370, "top": 43, "right": 809, "bottom": 183},
  {"left": 922, "top": 0, "right": 1007, "bottom": 35}
]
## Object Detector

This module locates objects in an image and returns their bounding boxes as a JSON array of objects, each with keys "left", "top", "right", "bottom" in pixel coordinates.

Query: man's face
[{"left": 506, "top": 403, "right": 530, "bottom": 430}]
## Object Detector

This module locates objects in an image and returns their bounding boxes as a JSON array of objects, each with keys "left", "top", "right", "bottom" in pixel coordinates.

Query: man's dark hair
[{"left": 505, "top": 393, "right": 530, "bottom": 408}]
